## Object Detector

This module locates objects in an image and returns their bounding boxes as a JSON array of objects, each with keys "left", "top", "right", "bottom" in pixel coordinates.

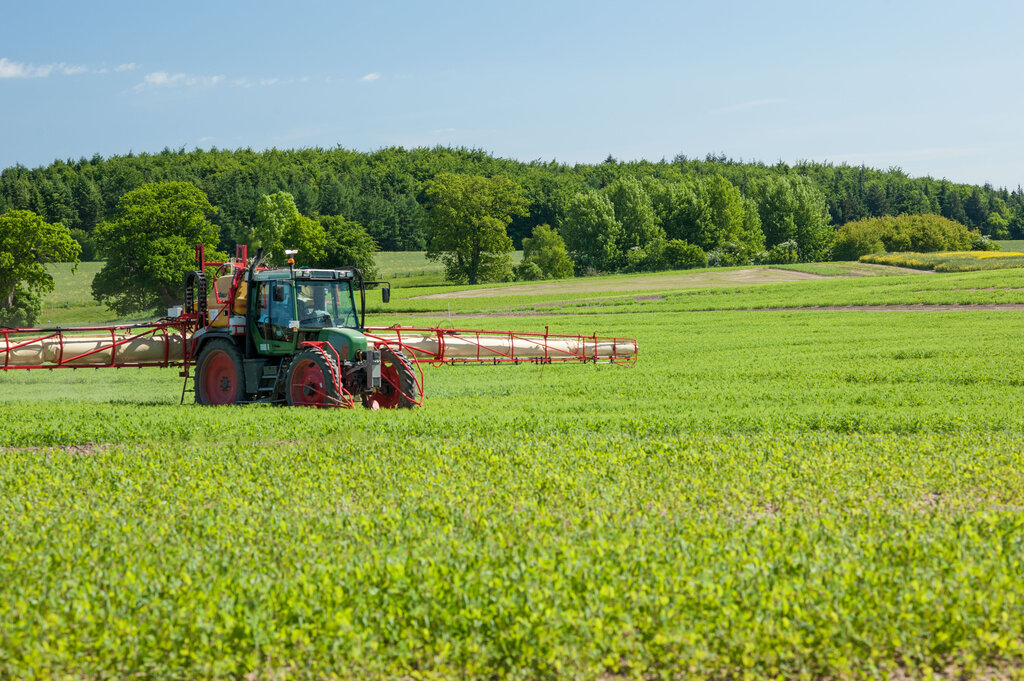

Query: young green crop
[{"left": 3, "top": 267, "right": 1024, "bottom": 679}]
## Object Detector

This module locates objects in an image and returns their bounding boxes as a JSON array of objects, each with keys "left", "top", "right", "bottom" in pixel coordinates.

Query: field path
[{"left": 416, "top": 268, "right": 825, "bottom": 299}]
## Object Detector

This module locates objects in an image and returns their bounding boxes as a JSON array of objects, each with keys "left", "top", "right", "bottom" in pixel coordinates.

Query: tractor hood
[{"left": 317, "top": 327, "right": 368, "bottom": 362}]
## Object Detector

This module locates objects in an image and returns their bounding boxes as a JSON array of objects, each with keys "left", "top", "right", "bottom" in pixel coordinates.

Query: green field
[{"left": 3, "top": 263, "right": 1024, "bottom": 679}]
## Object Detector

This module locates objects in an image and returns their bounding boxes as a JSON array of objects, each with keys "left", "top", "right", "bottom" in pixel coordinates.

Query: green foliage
[
  {"left": 559, "top": 191, "right": 623, "bottom": 274},
  {"left": 251, "top": 192, "right": 327, "bottom": 266},
  {"left": 519, "top": 223, "right": 573, "bottom": 279},
  {"left": 835, "top": 214, "right": 975, "bottom": 260},
  {"left": 91, "top": 182, "right": 222, "bottom": 315},
  {"left": 759, "top": 239, "right": 800, "bottom": 265},
  {"left": 707, "top": 241, "right": 755, "bottom": 267},
  {"left": 604, "top": 176, "right": 664, "bottom": 252},
  {"left": 424, "top": 173, "right": 528, "bottom": 285},
  {"left": 675, "top": 176, "right": 763, "bottom": 254},
  {"left": 970, "top": 232, "right": 1000, "bottom": 252},
  {"left": 832, "top": 219, "right": 887, "bottom": 260},
  {"left": 747, "top": 175, "right": 833, "bottom": 262},
  {"left": 0, "top": 209, "right": 80, "bottom": 327},
  {"left": 318, "top": 214, "right": 379, "bottom": 278},
  {"left": 66, "top": 227, "right": 98, "bottom": 261},
  {"left": 4, "top": 148, "right": 1024, "bottom": 261},
  {"left": 513, "top": 259, "right": 544, "bottom": 281},
  {"left": 661, "top": 239, "right": 707, "bottom": 269}
]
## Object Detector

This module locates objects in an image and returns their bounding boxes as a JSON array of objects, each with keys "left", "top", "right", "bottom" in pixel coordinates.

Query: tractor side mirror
[
  {"left": 272, "top": 285, "right": 286, "bottom": 303},
  {"left": 382, "top": 285, "right": 391, "bottom": 304}
]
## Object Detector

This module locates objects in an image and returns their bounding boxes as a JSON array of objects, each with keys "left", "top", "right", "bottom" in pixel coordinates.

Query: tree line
[
  {"left": 2, "top": 147, "right": 1022, "bottom": 256},
  {"left": 3, "top": 146, "right": 1022, "bottom": 326}
]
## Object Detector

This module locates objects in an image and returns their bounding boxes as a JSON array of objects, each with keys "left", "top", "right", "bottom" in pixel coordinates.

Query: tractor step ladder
[{"left": 256, "top": 363, "right": 283, "bottom": 395}]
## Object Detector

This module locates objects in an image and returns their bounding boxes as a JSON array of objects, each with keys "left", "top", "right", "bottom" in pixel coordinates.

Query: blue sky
[{"left": 2, "top": 0, "right": 1022, "bottom": 188}]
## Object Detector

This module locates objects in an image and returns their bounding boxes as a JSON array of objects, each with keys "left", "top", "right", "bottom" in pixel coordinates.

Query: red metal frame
[
  {"left": 363, "top": 325, "right": 638, "bottom": 367},
  {"left": 1, "top": 320, "right": 196, "bottom": 371},
  {"left": 295, "top": 340, "right": 356, "bottom": 408}
]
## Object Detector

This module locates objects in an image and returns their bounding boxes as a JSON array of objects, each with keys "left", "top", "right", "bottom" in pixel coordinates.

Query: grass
[
  {"left": 995, "top": 239, "right": 1024, "bottom": 251},
  {"left": 4, "top": 258, "right": 1024, "bottom": 679},
  {"left": 375, "top": 250, "right": 524, "bottom": 287}
]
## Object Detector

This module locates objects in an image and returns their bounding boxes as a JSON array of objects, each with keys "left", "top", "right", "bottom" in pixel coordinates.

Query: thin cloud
[
  {"left": 232, "top": 75, "right": 304, "bottom": 88},
  {"left": 134, "top": 71, "right": 225, "bottom": 91},
  {"left": 0, "top": 58, "right": 88, "bottom": 79},
  {"left": 710, "top": 98, "right": 785, "bottom": 115},
  {"left": 359, "top": 72, "right": 381, "bottom": 83},
  {"left": 115, "top": 63, "right": 137, "bottom": 72}
]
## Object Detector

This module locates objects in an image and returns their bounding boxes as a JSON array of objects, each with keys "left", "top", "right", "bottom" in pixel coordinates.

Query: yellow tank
[{"left": 207, "top": 275, "right": 247, "bottom": 327}]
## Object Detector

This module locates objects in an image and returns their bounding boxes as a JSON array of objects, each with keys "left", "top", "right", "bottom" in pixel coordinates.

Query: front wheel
[
  {"left": 286, "top": 348, "right": 343, "bottom": 407},
  {"left": 366, "top": 347, "right": 419, "bottom": 409},
  {"left": 196, "top": 339, "right": 246, "bottom": 405}
]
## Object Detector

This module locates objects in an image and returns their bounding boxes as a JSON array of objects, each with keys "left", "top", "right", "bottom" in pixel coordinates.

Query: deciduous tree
[
  {"left": 91, "top": 182, "right": 222, "bottom": 315},
  {"left": 517, "top": 223, "right": 573, "bottom": 279},
  {"left": 251, "top": 191, "right": 327, "bottom": 266},
  {"left": 318, "top": 214, "right": 379, "bottom": 278},
  {"left": 424, "top": 174, "right": 528, "bottom": 284},
  {"left": 0, "top": 209, "right": 80, "bottom": 327}
]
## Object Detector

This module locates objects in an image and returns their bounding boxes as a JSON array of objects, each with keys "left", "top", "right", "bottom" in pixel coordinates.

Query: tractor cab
[{"left": 249, "top": 268, "right": 372, "bottom": 358}]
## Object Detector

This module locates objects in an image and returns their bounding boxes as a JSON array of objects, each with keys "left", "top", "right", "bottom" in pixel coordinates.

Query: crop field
[
  {"left": 3, "top": 263, "right": 1024, "bottom": 679},
  {"left": 861, "top": 250, "right": 1024, "bottom": 272},
  {"left": 375, "top": 250, "right": 524, "bottom": 287}
]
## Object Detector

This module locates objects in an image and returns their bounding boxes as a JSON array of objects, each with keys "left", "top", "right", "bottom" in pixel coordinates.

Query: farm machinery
[{"left": 0, "top": 246, "right": 638, "bottom": 408}]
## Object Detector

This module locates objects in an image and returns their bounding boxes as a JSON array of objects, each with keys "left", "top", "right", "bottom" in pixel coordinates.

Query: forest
[{"left": 1, "top": 145, "right": 1022, "bottom": 264}]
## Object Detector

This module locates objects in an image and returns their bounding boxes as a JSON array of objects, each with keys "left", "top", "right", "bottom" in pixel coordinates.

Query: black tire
[
  {"left": 366, "top": 347, "right": 419, "bottom": 409},
  {"left": 286, "top": 348, "right": 343, "bottom": 407},
  {"left": 195, "top": 338, "right": 246, "bottom": 405}
]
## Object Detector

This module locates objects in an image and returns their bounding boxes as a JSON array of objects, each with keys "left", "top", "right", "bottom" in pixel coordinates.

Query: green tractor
[{"left": 186, "top": 247, "right": 417, "bottom": 408}]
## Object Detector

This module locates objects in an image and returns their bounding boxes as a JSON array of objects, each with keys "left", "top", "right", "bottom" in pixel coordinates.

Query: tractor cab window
[
  {"left": 257, "top": 281, "right": 296, "bottom": 341},
  {"left": 295, "top": 280, "right": 357, "bottom": 329}
]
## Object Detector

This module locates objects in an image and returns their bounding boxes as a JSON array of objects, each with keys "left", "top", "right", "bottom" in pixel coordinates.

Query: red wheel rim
[
  {"left": 203, "top": 350, "right": 238, "bottom": 405},
  {"left": 290, "top": 359, "right": 328, "bottom": 406},
  {"left": 373, "top": 361, "right": 401, "bottom": 409}
]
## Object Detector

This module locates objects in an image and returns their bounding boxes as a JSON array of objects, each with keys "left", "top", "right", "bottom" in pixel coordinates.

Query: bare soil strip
[
  {"left": 407, "top": 304, "right": 1024, "bottom": 319},
  {"left": 415, "top": 265, "right": 927, "bottom": 300},
  {"left": 416, "top": 268, "right": 827, "bottom": 299}
]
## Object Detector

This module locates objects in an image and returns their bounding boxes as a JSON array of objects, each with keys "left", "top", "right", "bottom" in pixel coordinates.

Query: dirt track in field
[
  {"left": 414, "top": 265, "right": 926, "bottom": 300},
  {"left": 408, "top": 303, "right": 1024, "bottom": 319}
]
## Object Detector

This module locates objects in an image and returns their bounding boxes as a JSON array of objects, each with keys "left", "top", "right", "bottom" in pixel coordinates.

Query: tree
[
  {"left": 558, "top": 191, "right": 623, "bottom": 274},
  {"left": 424, "top": 173, "right": 528, "bottom": 284},
  {"left": 91, "top": 182, "right": 222, "bottom": 315},
  {"left": 605, "top": 176, "right": 661, "bottom": 251},
  {"left": 517, "top": 223, "right": 573, "bottom": 279},
  {"left": 251, "top": 192, "right": 327, "bottom": 266},
  {"left": 0, "top": 209, "right": 81, "bottom": 327},
  {"left": 749, "top": 176, "right": 832, "bottom": 262},
  {"left": 964, "top": 187, "right": 989, "bottom": 229},
  {"left": 318, "top": 214, "right": 379, "bottom": 278}
]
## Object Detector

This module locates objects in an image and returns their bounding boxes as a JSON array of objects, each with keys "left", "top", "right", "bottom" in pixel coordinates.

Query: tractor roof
[{"left": 252, "top": 268, "right": 357, "bottom": 282}]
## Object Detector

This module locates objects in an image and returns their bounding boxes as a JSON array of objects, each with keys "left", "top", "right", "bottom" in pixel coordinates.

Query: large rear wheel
[
  {"left": 286, "top": 348, "right": 343, "bottom": 407},
  {"left": 196, "top": 339, "right": 246, "bottom": 405},
  {"left": 367, "top": 347, "right": 419, "bottom": 409}
]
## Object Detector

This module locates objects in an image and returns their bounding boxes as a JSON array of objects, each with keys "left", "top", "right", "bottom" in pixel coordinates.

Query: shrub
[
  {"left": 832, "top": 223, "right": 886, "bottom": 260},
  {"left": 521, "top": 224, "right": 574, "bottom": 279},
  {"left": 833, "top": 214, "right": 973, "bottom": 260},
  {"left": 514, "top": 260, "right": 544, "bottom": 281},
  {"left": 970, "top": 232, "right": 1000, "bottom": 251},
  {"left": 662, "top": 240, "right": 707, "bottom": 269},
  {"left": 758, "top": 240, "right": 799, "bottom": 265},
  {"left": 708, "top": 241, "right": 753, "bottom": 267}
]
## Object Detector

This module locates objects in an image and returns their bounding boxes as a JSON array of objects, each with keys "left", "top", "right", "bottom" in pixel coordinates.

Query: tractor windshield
[{"left": 295, "top": 280, "right": 357, "bottom": 329}]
